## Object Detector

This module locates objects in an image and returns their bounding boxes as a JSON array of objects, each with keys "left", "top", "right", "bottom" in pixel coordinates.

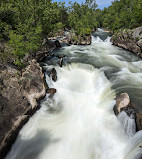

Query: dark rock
[
  {"left": 35, "top": 38, "right": 56, "bottom": 62},
  {"left": 111, "top": 27, "right": 142, "bottom": 57},
  {"left": 123, "top": 105, "right": 136, "bottom": 119},
  {"left": 56, "top": 54, "right": 65, "bottom": 58},
  {"left": 54, "top": 40, "right": 62, "bottom": 48},
  {"left": 47, "top": 88, "right": 56, "bottom": 98},
  {"left": 59, "top": 58, "right": 63, "bottom": 67},
  {"left": 56, "top": 55, "right": 65, "bottom": 67},
  {"left": 51, "top": 68, "right": 57, "bottom": 82},
  {"left": 113, "top": 105, "right": 119, "bottom": 116},
  {"left": 66, "top": 32, "right": 92, "bottom": 45},
  {"left": 136, "top": 113, "right": 142, "bottom": 131}
]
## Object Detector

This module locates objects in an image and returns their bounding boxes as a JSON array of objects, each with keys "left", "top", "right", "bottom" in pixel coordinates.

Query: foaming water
[
  {"left": 7, "top": 64, "right": 131, "bottom": 159},
  {"left": 118, "top": 111, "right": 136, "bottom": 137},
  {"left": 6, "top": 30, "right": 142, "bottom": 159},
  {"left": 51, "top": 32, "right": 142, "bottom": 112}
]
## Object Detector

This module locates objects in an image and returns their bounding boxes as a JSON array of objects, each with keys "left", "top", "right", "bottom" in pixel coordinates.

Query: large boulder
[
  {"left": 116, "top": 93, "right": 130, "bottom": 113},
  {"left": 0, "top": 60, "right": 47, "bottom": 158},
  {"left": 111, "top": 27, "right": 142, "bottom": 57}
]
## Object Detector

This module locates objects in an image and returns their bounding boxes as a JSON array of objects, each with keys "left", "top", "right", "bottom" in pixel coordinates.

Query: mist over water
[{"left": 6, "top": 30, "right": 142, "bottom": 159}]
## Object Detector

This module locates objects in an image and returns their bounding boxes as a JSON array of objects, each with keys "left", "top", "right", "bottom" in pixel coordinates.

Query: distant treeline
[
  {"left": 100, "top": 0, "right": 142, "bottom": 31},
  {"left": 0, "top": 0, "right": 141, "bottom": 68}
]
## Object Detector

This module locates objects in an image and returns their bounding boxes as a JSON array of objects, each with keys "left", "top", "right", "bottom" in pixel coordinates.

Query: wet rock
[
  {"left": 111, "top": 27, "right": 142, "bottom": 57},
  {"left": 51, "top": 68, "right": 57, "bottom": 82},
  {"left": 47, "top": 88, "right": 56, "bottom": 98},
  {"left": 59, "top": 58, "right": 63, "bottom": 67},
  {"left": 116, "top": 93, "right": 130, "bottom": 113},
  {"left": 136, "top": 113, "right": 142, "bottom": 131}
]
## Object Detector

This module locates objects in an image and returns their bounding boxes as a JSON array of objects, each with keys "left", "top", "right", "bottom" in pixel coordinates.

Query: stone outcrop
[
  {"left": 0, "top": 60, "right": 47, "bottom": 158},
  {"left": 111, "top": 27, "right": 142, "bottom": 57},
  {"left": 64, "top": 32, "right": 91, "bottom": 45}
]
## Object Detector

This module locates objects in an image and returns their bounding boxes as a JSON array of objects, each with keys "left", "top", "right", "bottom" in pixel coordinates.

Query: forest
[{"left": 0, "top": 0, "right": 141, "bottom": 68}]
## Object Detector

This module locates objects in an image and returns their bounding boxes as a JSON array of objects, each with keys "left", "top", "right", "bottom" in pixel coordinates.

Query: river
[{"left": 6, "top": 29, "right": 142, "bottom": 159}]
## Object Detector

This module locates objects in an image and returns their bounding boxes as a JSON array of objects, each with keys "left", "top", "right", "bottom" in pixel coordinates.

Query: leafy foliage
[
  {"left": 100, "top": 0, "right": 142, "bottom": 31},
  {"left": 68, "top": 1, "right": 98, "bottom": 35},
  {"left": 0, "top": 0, "right": 141, "bottom": 68}
]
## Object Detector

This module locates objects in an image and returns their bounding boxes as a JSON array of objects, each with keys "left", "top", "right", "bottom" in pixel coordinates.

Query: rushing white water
[
  {"left": 6, "top": 30, "right": 142, "bottom": 159},
  {"left": 118, "top": 111, "right": 136, "bottom": 137}
]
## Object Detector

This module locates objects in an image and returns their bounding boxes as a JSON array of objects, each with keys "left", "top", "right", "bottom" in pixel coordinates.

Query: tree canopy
[
  {"left": 0, "top": 0, "right": 141, "bottom": 68},
  {"left": 100, "top": 0, "right": 142, "bottom": 31}
]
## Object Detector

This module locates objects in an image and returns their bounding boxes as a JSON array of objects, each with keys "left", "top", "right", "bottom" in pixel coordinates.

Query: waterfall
[
  {"left": 6, "top": 63, "right": 129, "bottom": 159},
  {"left": 118, "top": 111, "right": 136, "bottom": 137},
  {"left": 6, "top": 30, "right": 142, "bottom": 159}
]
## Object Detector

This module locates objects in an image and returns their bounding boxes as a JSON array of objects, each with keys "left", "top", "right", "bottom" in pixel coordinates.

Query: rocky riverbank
[
  {"left": 49, "top": 31, "right": 92, "bottom": 45},
  {"left": 0, "top": 30, "right": 93, "bottom": 158},
  {"left": 0, "top": 60, "right": 47, "bottom": 158},
  {"left": 0, "top": 38, "right": 60, "bottom": 158},
  {"left": 111, "top": 27, "right": 142, "bottom": 57},
  {"left": 63, "top": 32, "right": 92, "bottom": 45}
]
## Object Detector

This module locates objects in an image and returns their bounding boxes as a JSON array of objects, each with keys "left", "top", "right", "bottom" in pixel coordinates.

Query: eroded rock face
[
  {"left": 20, "top": 60, "right": 46, "bottom": 108},
  {"left": 116, "top": 93, "right": 130, "bottom": 113},
  {"left": 0, "top": 60, "right": 46, "bottom": 158},
  {"left": 111, "top": 27, "right": 142, "bottom": 57}
]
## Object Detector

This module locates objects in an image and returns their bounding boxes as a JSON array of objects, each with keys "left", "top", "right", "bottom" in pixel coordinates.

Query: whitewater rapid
[{"left": 6, "top": 31, "right": 142, "bottom": 159}]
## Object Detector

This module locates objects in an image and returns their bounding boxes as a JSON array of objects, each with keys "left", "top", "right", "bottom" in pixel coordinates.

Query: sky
[{"left": 53, "top": 0, "right": 114, "bottom": 9}]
